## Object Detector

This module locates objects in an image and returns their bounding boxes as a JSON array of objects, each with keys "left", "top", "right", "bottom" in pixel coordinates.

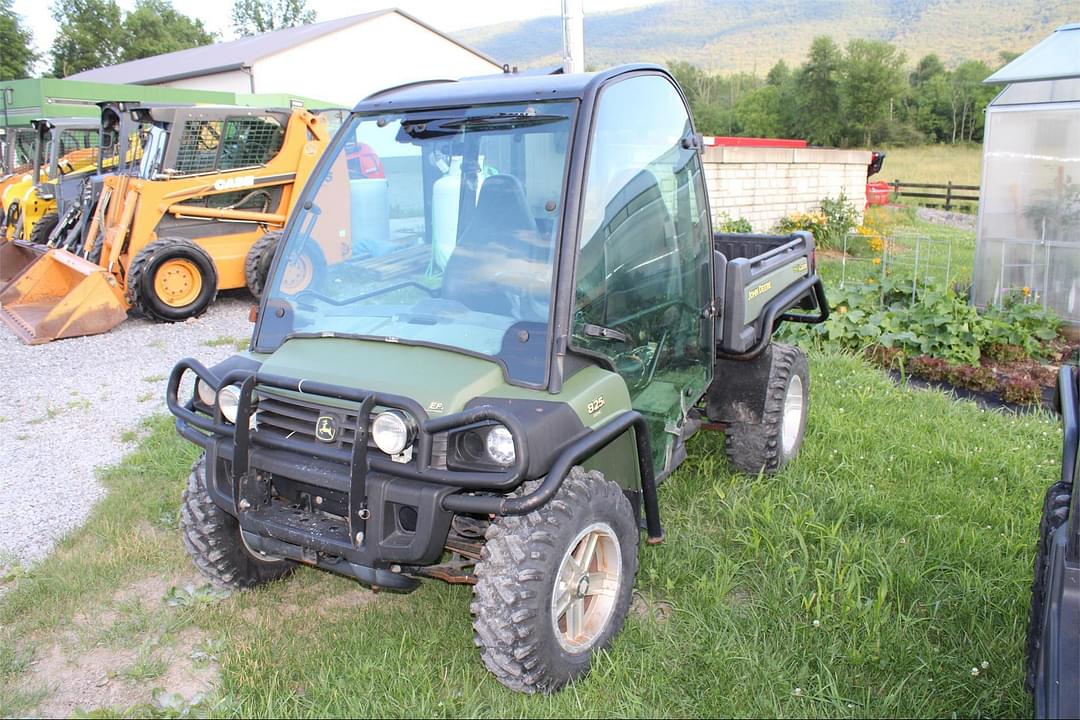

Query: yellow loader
[{"left": 0, "top": 105, "right": 336, "bottom": 344}]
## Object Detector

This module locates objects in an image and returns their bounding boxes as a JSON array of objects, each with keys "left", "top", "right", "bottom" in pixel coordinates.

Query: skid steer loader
[
  {"left": 0, "top": 105, "right": 334, "bottom": 344},
  {"left": 1, "top": 117, "right": 101, "bottom": 244}
]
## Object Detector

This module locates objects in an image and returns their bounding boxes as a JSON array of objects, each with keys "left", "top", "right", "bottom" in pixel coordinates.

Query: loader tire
[
  {"left": 1025, "top": 479, "right": 1072, "bottom": 694},
  {"left": 129, "top": 237, "right": 218, "bottom": 322},
  {"left": 181, "top": 455, "right": 294, "bottom": 590},
  {"left": 243, "top": 231, "right": 281, "bottom": 299},
  {"left": 471, "top": 468, "right": 638, "bottom": 694},
  {"left": 29, "top": 211, "right": 58, "bottom": 245},
  {"left": 723, "top": 343, "right": 809, "bottom": 475}
]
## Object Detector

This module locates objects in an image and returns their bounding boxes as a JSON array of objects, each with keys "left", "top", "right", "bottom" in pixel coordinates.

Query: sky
[{"left": 12, "top": 0, "right": 661, "bottom": 69}]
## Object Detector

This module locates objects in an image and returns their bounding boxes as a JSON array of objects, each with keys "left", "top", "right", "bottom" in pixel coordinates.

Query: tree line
[
  {"left": 671, "top": 36, "right": 1014, "bottom": 147},
  {"left": 0, "top": 0, "right": 314, "bottom": 80}
]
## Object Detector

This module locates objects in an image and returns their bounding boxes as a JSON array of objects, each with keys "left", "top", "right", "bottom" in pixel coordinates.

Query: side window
[
  {"left": 56, "top": 129, "right": 100, "bottom": 175},
  {"left": 573, "top": 74, "right": 713, "bottom": 472},
  {"left": 219, "top": 116, "right": 285, "bottom": 170},
  {"left": 173, "top": 116, "right": 286, "bottom": 175},
  {"left": 174, "top": 119, "right": 224, "bottom": 175}
]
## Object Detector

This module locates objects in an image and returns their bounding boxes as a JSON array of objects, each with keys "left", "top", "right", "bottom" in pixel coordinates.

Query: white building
[{"left": 69, "top": 9, "right": 502, "bottom": 106}]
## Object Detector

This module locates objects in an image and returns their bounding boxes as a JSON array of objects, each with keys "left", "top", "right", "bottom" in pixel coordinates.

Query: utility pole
[{"left": 561, "top": 0, "right": 584, "bottom": 74}]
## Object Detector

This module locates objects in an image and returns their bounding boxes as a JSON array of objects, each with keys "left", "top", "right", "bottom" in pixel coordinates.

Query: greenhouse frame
[{"left": 975, "top": 24, "right": 1080, "bottom": 328}]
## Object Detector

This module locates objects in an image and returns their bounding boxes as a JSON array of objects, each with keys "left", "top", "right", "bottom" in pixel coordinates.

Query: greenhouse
[{"left": 975, "top": 24, "right": 1080, "bottom": 328}]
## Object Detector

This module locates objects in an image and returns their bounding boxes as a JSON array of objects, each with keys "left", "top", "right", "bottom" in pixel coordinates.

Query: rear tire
[
  {"left": 128, "top": 237, "right": 218, "bottom": 322},
  {"left": 1025, "top": 480, "right": 1072, "bottom": 694},
  {"left": 471, "top": 468, "right": 638, "bottom": 693},
  {"left": 28, "top": 211, "right": 58, "bottom": 245},
  {"left": 180, "top": 455, "right": 294, "bottom": 590},
  {"left": 243, "top": 231, "right": 281, "bottom": 299},
  {"left": 723, "top": 343, "right": 809, "bottom": 475}
]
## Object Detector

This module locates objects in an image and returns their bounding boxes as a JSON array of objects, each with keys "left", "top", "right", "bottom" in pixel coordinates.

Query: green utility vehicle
[{"left": 167, "top": 64, "right": 828, "bottom": 693}]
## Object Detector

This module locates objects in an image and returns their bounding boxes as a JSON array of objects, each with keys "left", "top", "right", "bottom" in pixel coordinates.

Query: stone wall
[{"left": 702, "top": 146, "right": 873, "bottom": 232}]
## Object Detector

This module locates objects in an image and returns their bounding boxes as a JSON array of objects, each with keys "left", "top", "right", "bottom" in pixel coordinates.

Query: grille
[{"left": 254, "top": 392, "right": 364, "bottom": 452}]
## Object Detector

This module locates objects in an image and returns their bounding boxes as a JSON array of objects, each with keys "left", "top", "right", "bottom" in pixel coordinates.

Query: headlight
[
  {"left": 371, "top": 410, "right": 414, "bottom": 456},
  {"left": 195, "top": 379, "right": 217, "bottom": 407},
  {"left": 485, "top": 425, "right": 516, "bottom": 466},
  {"left": 218, "top": 384, "right": 242, "bottom": 423}
]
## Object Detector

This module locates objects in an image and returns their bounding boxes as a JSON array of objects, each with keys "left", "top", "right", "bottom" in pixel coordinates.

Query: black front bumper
[
  {"left": 168, "top": 359, "right": 533, "bottom": 583},
  {"left": 167, "top": 359, "right": 664, "bottom": 588}
]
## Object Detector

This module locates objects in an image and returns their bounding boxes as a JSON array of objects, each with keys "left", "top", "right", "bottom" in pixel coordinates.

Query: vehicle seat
[{"left": 442, "top": 174, "right": 543, "bottom": 316}]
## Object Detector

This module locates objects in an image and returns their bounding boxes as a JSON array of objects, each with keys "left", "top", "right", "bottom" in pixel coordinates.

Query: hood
[{"left": 257, "top": 337, "right": 510, "bottom": 416}]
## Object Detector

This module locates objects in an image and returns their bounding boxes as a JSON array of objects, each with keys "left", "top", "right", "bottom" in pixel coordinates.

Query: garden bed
[{"left": 867, "top": 340, "right": 1078, "bottom": 411}]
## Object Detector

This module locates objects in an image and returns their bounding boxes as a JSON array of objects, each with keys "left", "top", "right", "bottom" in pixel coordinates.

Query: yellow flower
[
  {"left": 872, "top": 257, "right": 882, "bottom": 265},
  {"left": 1022, "top": 286, "right": 1032, "bottom": 297}
]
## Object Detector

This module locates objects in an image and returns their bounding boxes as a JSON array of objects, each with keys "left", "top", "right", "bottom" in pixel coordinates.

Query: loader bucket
[
  {"left": 0, "top": 249, "right": 128, "bottom": 344},
  {"left": 0, "top": 240, "right": 47, "bottom": 287}
]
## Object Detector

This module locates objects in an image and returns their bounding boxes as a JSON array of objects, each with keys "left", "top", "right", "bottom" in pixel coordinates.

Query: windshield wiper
[{"left": 403, "top": 112, "right": 568, "bottom": 137}]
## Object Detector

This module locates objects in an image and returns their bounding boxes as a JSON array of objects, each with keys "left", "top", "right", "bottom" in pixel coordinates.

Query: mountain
[{"left": 454, "top": 0, "right": 1076, "bottom": 74}]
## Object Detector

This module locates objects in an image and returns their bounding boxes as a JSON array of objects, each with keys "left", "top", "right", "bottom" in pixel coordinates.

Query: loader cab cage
[
  {"left": 34, "top": 120, "right": 101, "bottom": 181},
  {"left": 2, "top": 126, "right": 36, "bottom": 176},
  {"left": 125, "top": 107, "right": 292, "bottom": 179},
  {"left": 97, "top": 103, "right": 155, "bottom": 176}
]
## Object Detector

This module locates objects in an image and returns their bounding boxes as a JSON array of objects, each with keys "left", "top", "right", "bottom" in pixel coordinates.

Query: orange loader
[{"left": 0, "top": 105, "right": 338, "bottom": 344}]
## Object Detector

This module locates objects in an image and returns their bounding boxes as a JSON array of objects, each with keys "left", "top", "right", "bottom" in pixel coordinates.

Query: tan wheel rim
[
  {"left": 154, "top": 258, "right": 203, "bottom": 308},
  {"left": 782, "top": 374, "right": 804, "bottom": 457},
  {"left": 280, "top": 254, "right": 313, "bottom": 294},
  {"left": 551, "top": 521, "right": 622, "bottom": 653}
]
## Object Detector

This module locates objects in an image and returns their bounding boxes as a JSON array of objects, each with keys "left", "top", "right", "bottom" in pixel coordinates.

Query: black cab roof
[{"left": 354, "top": 63, "right": 668, "bottom": 113}]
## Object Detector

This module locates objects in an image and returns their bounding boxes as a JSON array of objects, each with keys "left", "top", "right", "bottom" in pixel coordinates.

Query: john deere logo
[{"left": 315, "top": 415, "right": 338, "bottom": 443}]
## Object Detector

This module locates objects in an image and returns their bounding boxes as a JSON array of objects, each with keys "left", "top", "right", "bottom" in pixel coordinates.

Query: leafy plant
[
  {"left": 775, "top": 210, "right": 829, "bottom": 246},
  {"left": 947, "top": 364, "right": 996, "bottom": 392},
  {"left": 1001, "top": 377, "right": 1042, "bottom": 405},
  {"left": 164, "top": 583, "right": 230, "bottom": 608},
  {"left": 820, "top": 192, "right": 859, "bottom": 246},
  {"left": 716, "top": 213, "right": 753, "bottom": 233},
  {"left": 775, "top": 193, "right": 859, "bottom": 250},
  {"left": 780, "top": 276, "right": 1062, "bottom": 366}
]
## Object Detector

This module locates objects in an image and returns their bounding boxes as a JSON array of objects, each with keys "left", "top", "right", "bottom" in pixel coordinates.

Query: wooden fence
[{"left": 888, "top": 180, "right": 980, "bottom": 210}]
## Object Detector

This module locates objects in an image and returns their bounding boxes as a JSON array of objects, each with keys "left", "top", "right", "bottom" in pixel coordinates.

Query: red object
[
  {"left": 345, "top": 142, "right": 385, "bottom": 179},
  {"left": 866, "top": 180, "right": 891, "bottom": 207},
  {"left": 702, "top": 136, "right": 808, "bottom": 148}
]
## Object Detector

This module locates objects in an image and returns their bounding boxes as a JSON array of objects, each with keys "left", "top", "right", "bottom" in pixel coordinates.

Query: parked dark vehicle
[
  {"left": 167, "top": 64, "right": 829, "bottom": 693},
  {"left": 1027, "top": 364, "right": 1080, "bottom": 718}
]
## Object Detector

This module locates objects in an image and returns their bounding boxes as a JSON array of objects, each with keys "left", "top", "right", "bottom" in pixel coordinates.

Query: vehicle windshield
[
  {"left": 48, "top": 127, "right": 101, "bottom": 176},
  {"left": 256, "top": 100, "right": 577, "bottom": 386}
]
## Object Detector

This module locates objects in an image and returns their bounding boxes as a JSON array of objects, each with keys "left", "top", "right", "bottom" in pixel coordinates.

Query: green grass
[
  {"left": 879, "top": 145, "right": 984, "bottom": 188},
  {"left": 875, "top": 145, "right": 984, "bottom": 213},
  {"left": 0, "top": 353, "right": 1059, "bottom": 717}
]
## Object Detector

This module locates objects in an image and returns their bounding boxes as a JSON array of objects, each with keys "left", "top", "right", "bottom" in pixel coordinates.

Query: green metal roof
[
  {"left": 0, "top": 77, "right": 336, "bottom": 130},
  {"left": 985, "top": 23, "right": 1080, "bottom": 84}
]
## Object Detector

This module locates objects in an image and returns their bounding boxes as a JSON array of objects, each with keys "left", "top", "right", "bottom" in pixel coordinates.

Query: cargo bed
[{"left": 713, "top": 230, "right": 828, "bottom": 356}]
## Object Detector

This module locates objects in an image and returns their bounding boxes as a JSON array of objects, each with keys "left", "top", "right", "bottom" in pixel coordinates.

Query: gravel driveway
[{"left": 0, "top": 292, "right": 255, "bottom": 566}]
